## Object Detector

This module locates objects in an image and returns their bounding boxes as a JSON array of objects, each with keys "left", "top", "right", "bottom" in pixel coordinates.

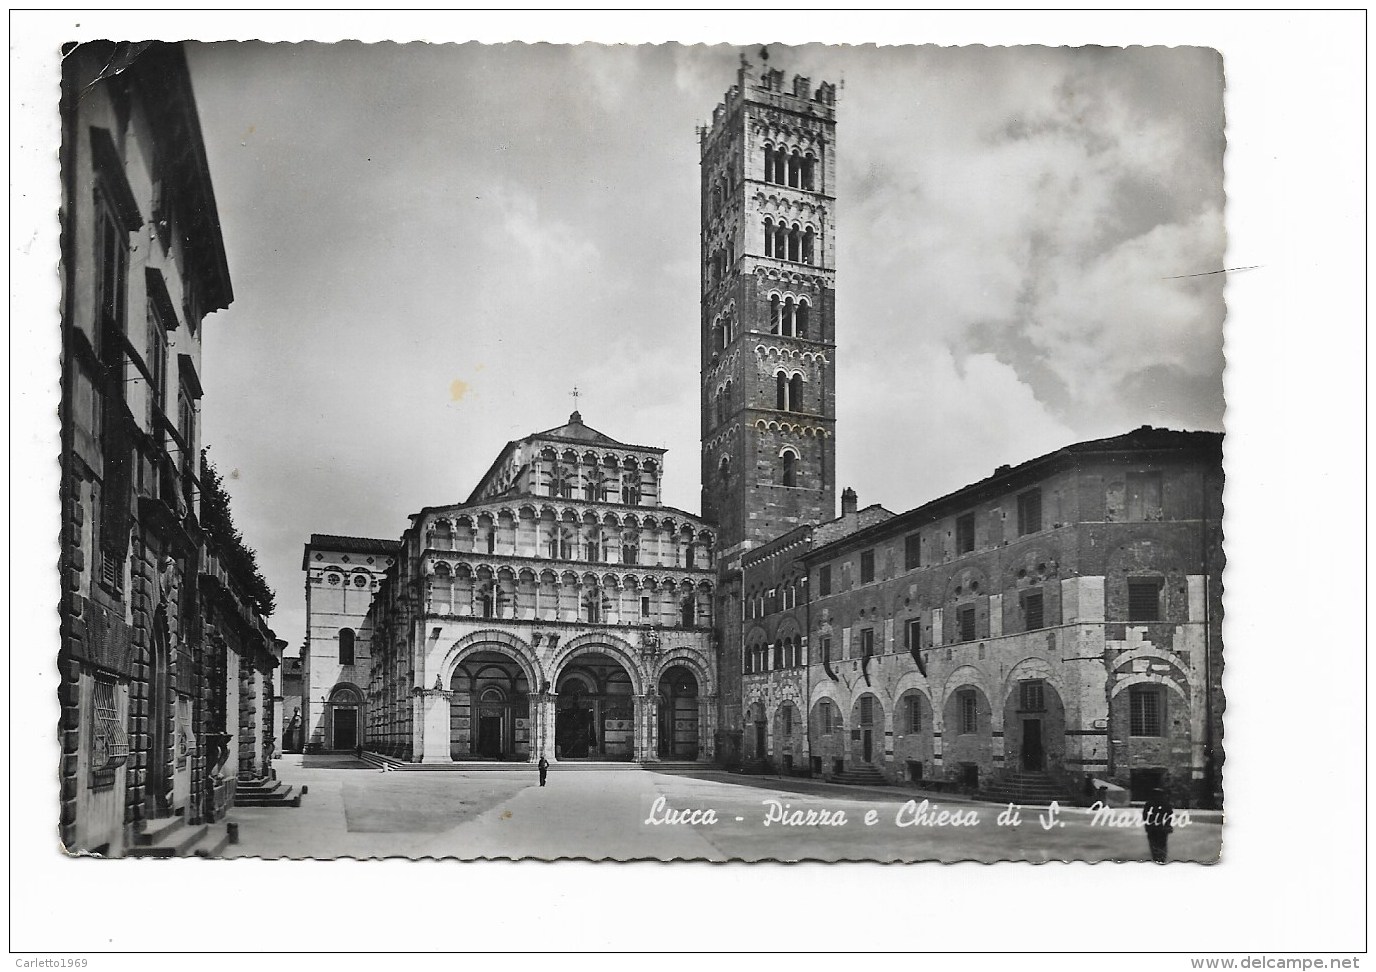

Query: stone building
[
  {"left": 58, "top": 41, "right": 281, "bottom": 855},
  {"left": 300, "top": 535, "right": 399, "bottom": 752},
  {"left": 698, "top": 58, "right": 840, "bottom": 763},
  {"left": 796, "top": 428, "right": 1224, "bottom": 806},
  {"left": 737, "top": 489, "right": 893, "bottom": 772},
  {"left": 346, "top": 412, "right": 718, "bottom": 764}
]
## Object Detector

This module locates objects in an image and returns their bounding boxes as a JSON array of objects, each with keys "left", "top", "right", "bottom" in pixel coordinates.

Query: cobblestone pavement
[{"left": 225, "top": 756, "right": 1223, "bottom": 863}]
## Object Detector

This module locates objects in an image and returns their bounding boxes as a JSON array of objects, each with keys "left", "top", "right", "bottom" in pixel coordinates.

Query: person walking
[
  {"left": 1142, "top": 787, "right": 1174, "bottom": 863},
  {"left": 538, "top": 755, "right": 549, "bottom": 787}
]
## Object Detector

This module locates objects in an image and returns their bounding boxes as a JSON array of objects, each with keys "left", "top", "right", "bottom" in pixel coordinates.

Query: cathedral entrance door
[
  {"left": 1021, "top": 718, "right": 1044, "bottom": 771},
  {"left": 477, "top": 715, "right": 503, "bottom": 758},
  {"left": 333, "top": 708, "right": 358, "bottom": 751}
]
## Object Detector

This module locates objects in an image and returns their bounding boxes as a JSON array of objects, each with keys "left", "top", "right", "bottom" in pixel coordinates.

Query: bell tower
[{"left": 699, "top": 55, "right": 839, "bottom": 561}]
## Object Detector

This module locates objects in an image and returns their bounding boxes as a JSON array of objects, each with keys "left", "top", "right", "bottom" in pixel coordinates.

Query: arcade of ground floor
[{"left": 225, "top": 754, "right": 1222, "bottom": 862}]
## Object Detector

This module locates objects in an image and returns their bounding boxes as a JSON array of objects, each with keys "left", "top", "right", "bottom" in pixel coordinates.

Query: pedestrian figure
[
  {"left": 1142, "top": 787, "right": 1174, "bottom": 863},
  {"left": 538, "top": 756, "right": 549, "bottom": 787}
]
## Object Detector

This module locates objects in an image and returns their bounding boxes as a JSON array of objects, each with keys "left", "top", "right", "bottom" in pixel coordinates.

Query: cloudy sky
[{"left": 183, "top": 42, "right": 1226, "bottom": 650}]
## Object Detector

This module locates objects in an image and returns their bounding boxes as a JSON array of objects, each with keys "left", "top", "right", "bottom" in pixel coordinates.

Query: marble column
[{"left": 412, "top": 687, "right": 452, "bottom": 764}]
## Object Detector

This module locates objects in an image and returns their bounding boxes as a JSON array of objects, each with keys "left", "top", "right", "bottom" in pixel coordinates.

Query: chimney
[{"left": 841, "top": 487, "right": 858, "bottom": 517}]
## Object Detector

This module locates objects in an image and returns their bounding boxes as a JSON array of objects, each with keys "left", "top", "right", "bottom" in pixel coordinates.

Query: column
[
  {"left": 412, "top": 687, "right": 452, "bottom": 764},
  {"left": 698, "top": 695, "right": 717, "bottom": 761},
  {"left": 532, "top": 692, "right": 558, "bottom": 762}
]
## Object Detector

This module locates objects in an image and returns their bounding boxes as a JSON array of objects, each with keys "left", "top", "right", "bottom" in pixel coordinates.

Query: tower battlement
[{"left": 699, "top": 58, "right": 838, "bottom": 152}]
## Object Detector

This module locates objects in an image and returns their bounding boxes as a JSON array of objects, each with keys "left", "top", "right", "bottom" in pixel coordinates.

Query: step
[
  {"left": 128, "top": 822, "right": 208, "bottom": 858},
  {"left": 234, "top": 786, "right": 300, "bottom": 808},
  {"left": 190, "top": 825, "right": 234, "bottom": 859}
]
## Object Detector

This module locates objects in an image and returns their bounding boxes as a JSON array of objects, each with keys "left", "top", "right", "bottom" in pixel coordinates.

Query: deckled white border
[{"left": 9, "top": 9, "right": 1366, "bottom": 960}]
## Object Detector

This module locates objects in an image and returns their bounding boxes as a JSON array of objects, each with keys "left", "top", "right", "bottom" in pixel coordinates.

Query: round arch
[
  {"left": 548, "top": 632, "right": 645, "bottom": 696},
  {"left": 438, "top": 629, "right": 543, "bottom": 692}
]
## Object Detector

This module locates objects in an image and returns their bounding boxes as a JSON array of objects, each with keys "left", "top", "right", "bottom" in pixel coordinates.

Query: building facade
[
  {"left": 59, "top": 41, "right": 280, "bottom": 855},
  {"left": 795, "top": 429, "right": 1224, "bottom": 806},
  {"left": 699, "top": 57, "right": 841, "bottom": 763},
  {"left": 341, "top": 412, "right": 718, "bottom": 764},
  {"left": 301, "top": 535, "right": 399, "bottom": 752}
]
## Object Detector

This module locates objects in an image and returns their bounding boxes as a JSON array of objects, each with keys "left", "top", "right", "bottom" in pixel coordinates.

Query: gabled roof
[{"left": 529, "top": 411, "right": 665, "bottom": 453}]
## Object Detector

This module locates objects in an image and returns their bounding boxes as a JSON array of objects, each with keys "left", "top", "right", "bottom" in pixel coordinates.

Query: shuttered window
[
  {"left": 859, "top": 695, "right": 874, "bottom": 724},
  {"left": 907, "top": 696, "right": 922, "bottom": 732},
  {"left": 860, "top": 628, "right": 874, "bottom": 659},
  {"left": 818, "top": 565, "right": 831, "bottom": 596},
  {"left": 1128, "top": 579, "right": 1162, "bottom": 622},
  {"left": 860, "top": 550, "right": 875, "bottom": 584},
  {"left": 957, "top": 605, "right": 977, "bottom": 642},
  {"left": 905, "top": 617, "right": 922, "bottom": 650},
  {"left": 1017, "top": 489, "right": 1042, "bottom": 535},
  {"left": 1023, "top": 590, "right": 1045, "bottom": 631},
  {"left": 1126, "top": 471, "right": 1163, "bottom": 521},
  {"left": 1019, "top": 679, "right": 1045, "bottom": 712},
  {"left": 956, "top": 513, "right": 975, "bottom": 554},
  {"left": 904, "top": 533, "right": 921, "bottom": 570}
]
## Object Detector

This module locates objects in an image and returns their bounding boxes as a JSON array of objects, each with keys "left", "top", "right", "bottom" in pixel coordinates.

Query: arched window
[
  {"left": 776, "top": 371, "right": 788, "bottom": 410},
  {"left": 774, "top": 222, "right": 787, "bottom": 258},
  {"left": 788, "top": 150, "right": 801, "bottom": 188},
  {"left": 719, "top": 456, "right": 731, "bottom": 484},
  {"left": 622, "top": 533, "right": 639, "bottom": 565},
  {"left": 788, "top": 226, "right": 801, "bottom": 262},
  {"left": 796, "top": 300, "right": 809, "bottom": 338},
  {"left": 479, "top": 584, "right": 496, "bottom": 618},
  {"left": 774, "top": 149, "right": 787, "bottom": 185},
  {"left": 585, "top": 527, "right": 601, "bottom": 563},
  {"left": 338, "top": 628, "right": 355, "bottom": 666},
  {"left": 781, "top": 450, "right": 798, "bottom": 487},
  {"left": 769, "top": 294, "right": 781, "bottom": 334},
  {"left": 782, "top": 296, "right": 796, "bottom": 336},
  {"left": 789, "top": 374, "right": 803, "bottom": 412},
  {"left": 804, "top": 153, "right": 817, "bottom": 191},
  {"left": 680, "top": 596, "right": 695, "bottom": 627},
  {"left": 762, "top": 145, "right": 773, "bottom": 183},
  {"left": 583, "top": 587, "right": 602, "bottom": 623},
  {"left": 763, "top": 218, "right": 774, "bottom": 257}
]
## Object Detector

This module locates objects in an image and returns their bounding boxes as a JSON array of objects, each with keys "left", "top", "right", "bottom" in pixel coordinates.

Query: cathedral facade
[{"left": 355, "top": 413, "right": 718, "bottom": 764}]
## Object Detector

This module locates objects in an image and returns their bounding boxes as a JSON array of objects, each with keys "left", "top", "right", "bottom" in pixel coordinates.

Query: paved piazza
[{"left": 225, "top": 755, "right": 1223, "bottom": 863}]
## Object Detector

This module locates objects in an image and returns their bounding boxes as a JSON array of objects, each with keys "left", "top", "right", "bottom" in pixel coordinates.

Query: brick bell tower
[{"left": 699, "top": 53, "right": 839, "bottom": 563}]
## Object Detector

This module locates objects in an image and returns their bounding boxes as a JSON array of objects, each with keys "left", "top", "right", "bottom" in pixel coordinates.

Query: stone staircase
[
  {"left": 829, "top": 763, "right": 889, "bottom": 787},
  {"left": 127, "top": 812, "right": 234, "bottom": 859},
  {"left": 978, "top": 771, "right": 1076, "bottom": 806},
  {"left": 233, "top": 776, "right": 302, "bottom": 808}
]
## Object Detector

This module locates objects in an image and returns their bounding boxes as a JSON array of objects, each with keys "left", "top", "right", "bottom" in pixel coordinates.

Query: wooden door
[
  {"left": 333, "top": 708, "right": 358, "bottom": 751},
  {"left": 1021, "top": 718, "right": 1044, "bottom": 771}
]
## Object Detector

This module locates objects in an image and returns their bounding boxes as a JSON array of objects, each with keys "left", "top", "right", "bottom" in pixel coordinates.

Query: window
[
  {"left": 680, "top": 596, "right": 695, "bottom": 627},
  {"left": 859, "top": 695, "right": 873, "bottom": 724},
  {"left": 957, "top": 605, "right": 977, "bottom": 643},
  {"left": 775, "top": 371, "right": 788, "bottom": 409},
  {"left": 818, "top": 565, "right": 831, "bottom": 597},
  {"left": 1019, "top": 679, "right": 1045, "bottom": 712},
  {"left": 147, "top": 306, "right": 168, "bottom": 420},
  {"left": 860, "top": 628, "right": 874, "bottom": 659},
  {"left": 1130, "top": 685, "right": 1165, "bottom": 736},
  {"left": 1017, "top": 489, "right": 1042, "bottom": 535},
  {"left": 956, "top": 513, "right": 975, "bottom": 554},
  {"left": 904, "top": 533, "right": 921, "bottom": 570},
  {"left": 773, "top": 641, "right": 783, "bottom": 668},
  {"left": 859, "top": 550, "right": 875, "bottom": 584},
  {"left": 1126, "top": 471, "right": 1163, "bottom": 521},
  {"left": 641, "top": 595, "right": 651, "bottom": 617},
  {"left": 339, "top": 628, "right": 355, "bottom": 666},
  {"left": 958, "top": 690, "right": 978, "bottom": 734},
  {"left": 821, "top": 636, "right": 831, "bottom": 666},
  {"left": 907, "top": 696, "right": 922, "bottom": 733},
  {"left": 1128, "top": 578, "right": 1162, "bottom": 622},
  {"left": 1022, "top": 590, "right": 1045, "bottom": 631},
  {"left": 820, "top": 700, "right": 834, "bottom": 734},
  {"left": 622, "top": 539, "right": 639, "bottom": 565},
  {"left": 782, "top": 706, "right": 793, "bottom": 735},
  {"left": 780, "top": 450, "right": 797, "bottom": 488},
  {"left": 905, "top": 617, "right": 922, "bottom": 650}
]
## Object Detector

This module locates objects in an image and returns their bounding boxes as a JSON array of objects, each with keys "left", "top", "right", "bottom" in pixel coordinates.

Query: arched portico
[{"left": 553, "top": 650, "right": 635, "bottom": 760}]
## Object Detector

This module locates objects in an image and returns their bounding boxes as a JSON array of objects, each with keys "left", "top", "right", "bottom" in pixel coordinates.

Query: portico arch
[
  {"left": 548, "top": 632, "right": 645, "bottom": 696},
  {"left": 437, "top": 628, "right": 543, "bottom": 690}
]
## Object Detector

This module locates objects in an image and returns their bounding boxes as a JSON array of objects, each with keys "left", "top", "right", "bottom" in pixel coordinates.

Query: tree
[{"left": 199, "top": 451, "right": 276, "bottom": 617}]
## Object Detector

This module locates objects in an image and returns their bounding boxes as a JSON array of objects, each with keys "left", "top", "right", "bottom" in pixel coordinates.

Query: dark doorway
[
  {"left": 862, "top": 729, "right": 873, "bottom": 763},
  {"left": 1021, "top": 718, "right": 1044, "bottom": 771},
  {"left": 148, "top": 612, "right": 171, "bottom": 813},
  {"left": 333, "top": 708, "right": 357, "bottom": 751},
  {"left": 477, "top": 716, "right": 502, "bottom": 757},
  {"left": 754, "top": 721, "right": 766, "bottom": 759},
  {"left": 1130, "top": 768, "right": 1166, "bottom": 800}
]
